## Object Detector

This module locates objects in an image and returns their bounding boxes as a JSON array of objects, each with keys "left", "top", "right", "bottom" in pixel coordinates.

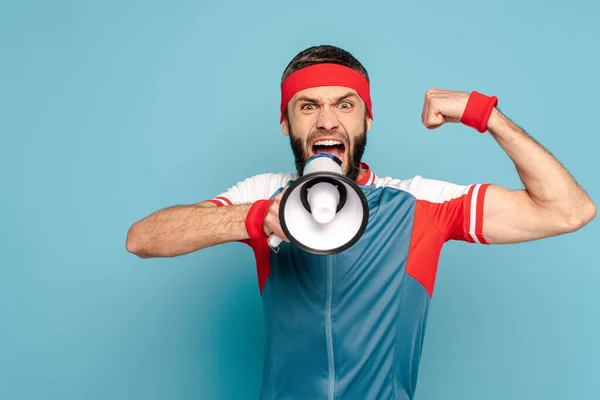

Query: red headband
[{"left": 280, "top": 63, "right": 373, "bottom": 123}]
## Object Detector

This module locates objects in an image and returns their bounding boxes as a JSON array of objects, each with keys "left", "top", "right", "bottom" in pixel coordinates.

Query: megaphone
[{"left": 267, "top": 153, "right": 369, "bottom": 255}]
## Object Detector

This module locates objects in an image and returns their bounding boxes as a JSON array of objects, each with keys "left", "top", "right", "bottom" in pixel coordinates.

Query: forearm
[
  {"left": 487, "top": 108, "right": 595, "bottom": 225},
  {"left": 126, "top": 202, "right": 252, "bottom": 258}
]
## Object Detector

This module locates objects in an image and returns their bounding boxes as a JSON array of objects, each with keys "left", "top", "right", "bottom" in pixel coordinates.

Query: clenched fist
[
  {"left": 263, "top": 187, "right": 290, "bottom": 243},
  {"left": 421, "top": 89, "right": 471, "bottom": 130}
]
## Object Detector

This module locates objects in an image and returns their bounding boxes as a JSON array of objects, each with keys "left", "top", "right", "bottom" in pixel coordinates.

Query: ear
[
  {"left": 281, "top": 118, "right": 290, "bottom": 136},
  {"left": 366, "top": 117, "right": 372, "bottom": 132}
]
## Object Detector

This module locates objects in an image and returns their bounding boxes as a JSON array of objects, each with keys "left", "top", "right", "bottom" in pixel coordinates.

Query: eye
[
  {"left": 338, "top": 101, "right": 353, "bottom": 109},
  {"left": 301, "top": 104, "right": 317, "bottom": 110}
]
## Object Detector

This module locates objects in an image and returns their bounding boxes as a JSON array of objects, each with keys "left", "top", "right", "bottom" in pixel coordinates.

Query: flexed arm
[{"left": 421, "top": 89, "right": 596, "bottom": 244}]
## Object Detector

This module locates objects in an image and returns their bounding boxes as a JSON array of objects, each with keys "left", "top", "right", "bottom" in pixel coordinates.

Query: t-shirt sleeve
[
  {"left": 402, "top": 176, "right": 491, "bottom": 244},
  {"left": 205, "top": 173, "right": 293, "bottom": 250},
  {"left": 206, "top": 173, "right": 293, "bottom": 206},
  {"left": 206, "top": 174, "right": 273, "bottom": 206}
]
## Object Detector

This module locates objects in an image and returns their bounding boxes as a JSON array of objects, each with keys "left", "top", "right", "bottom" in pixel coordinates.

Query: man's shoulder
[
  {"left": 225, "top": 171, "right": 297, "bottom": 201},
  {"left": 374, "top": 174, "right": 473, "bottom": 203},
  {"left": 238, "top": 171, "right": 297, "bottom": 189}
]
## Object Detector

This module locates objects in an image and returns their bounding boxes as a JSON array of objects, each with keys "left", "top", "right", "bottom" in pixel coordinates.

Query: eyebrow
[
  {"left": 294, "top": 92, "right": 358, "bottom": 105},
  {"left": 335, "top": 92, "right": 358, "bottom": 103},
  {"left": 294, "top": 95, "right": 319, "bottom": 104}
]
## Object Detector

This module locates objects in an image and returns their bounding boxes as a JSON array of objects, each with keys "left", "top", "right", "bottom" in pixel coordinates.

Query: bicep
[{"left": 483, "top": 185, "right": 565, "bottom": 244}]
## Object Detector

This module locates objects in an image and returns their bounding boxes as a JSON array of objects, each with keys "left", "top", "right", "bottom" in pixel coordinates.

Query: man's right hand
[{"left": 263, "top": 187, "right": 290, "bottom": 243}]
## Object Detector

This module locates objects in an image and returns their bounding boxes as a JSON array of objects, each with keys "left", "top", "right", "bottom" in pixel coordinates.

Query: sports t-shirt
[{"left": 208, "top": 162, "right": 490, "bottom": 400}]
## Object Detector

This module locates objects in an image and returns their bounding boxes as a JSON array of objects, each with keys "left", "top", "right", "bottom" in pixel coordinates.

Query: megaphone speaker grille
[{"left": 300, "top": 176, "right": 347, "bottom": 214}]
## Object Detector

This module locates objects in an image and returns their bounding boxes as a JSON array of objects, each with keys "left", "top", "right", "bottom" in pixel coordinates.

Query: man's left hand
[{"left": 421, "top": 89, "right": 470, "bottom": 130}]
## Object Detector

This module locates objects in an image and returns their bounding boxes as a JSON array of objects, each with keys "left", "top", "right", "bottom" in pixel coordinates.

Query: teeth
[{"left": 314, "top": 140, "right": 342, "bottom": 146}]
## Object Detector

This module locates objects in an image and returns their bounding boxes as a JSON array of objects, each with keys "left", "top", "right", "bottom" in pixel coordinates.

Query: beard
[{"left": 288, "top": 120, "right": 368, "bottom": 182}]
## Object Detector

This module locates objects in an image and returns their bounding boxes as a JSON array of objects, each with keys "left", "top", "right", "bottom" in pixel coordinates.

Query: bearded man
[{"left": 126, "top": 45, "right": 596, "bottom": 400}]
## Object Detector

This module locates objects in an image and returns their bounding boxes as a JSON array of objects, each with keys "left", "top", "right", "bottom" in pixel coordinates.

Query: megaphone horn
[{"left": 267, "top": 153, "right": 369, "bottom": 255}]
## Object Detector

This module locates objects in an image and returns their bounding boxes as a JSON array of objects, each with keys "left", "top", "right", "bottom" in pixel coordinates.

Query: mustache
[{"left": 306, "top": 130, "right": 350, "bottom": 146}]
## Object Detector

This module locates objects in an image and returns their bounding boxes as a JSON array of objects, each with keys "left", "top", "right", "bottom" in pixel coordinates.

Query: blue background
[{"left": 1, "top": 1, "right": 598, "bottom": 399}]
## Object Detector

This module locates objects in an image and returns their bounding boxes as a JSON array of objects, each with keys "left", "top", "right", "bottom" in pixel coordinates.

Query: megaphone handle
[{"left": 267, "top": 234, "right": 283, "bottom": 252}]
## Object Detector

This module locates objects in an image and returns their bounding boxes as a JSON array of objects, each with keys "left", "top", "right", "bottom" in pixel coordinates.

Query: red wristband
[
  {"left": 460, "top": 91, "right": 498, "bottom": 133},
  {"left": 245, "top": 200, "right": 272, "bottom": 240}
]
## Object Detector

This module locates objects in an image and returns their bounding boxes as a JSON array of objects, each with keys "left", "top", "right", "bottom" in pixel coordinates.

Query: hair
[{"left": 281, "top": 45, "right": 369, "bottom": 83}]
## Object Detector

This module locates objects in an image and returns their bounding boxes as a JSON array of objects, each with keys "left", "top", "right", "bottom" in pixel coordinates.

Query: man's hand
[
  {"left": 263, "top": 187, "right": 290, "bottom": 242},
  {"left": 421, "top": 89, "right": 471, "bottom": 129}
]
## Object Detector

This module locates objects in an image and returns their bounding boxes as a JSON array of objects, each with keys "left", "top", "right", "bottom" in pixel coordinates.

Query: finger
[
  {"left": 268, "top": 199, "right": 280, "bottom": 217},
  {"left": 275, "top": 186, "right": 289, "bottom": 201},
  {"left": 272, "top": 223, "right": 289, "bottom": 243},
  {"left": 266, "top": 206, "right": 281, "bottom": 224},
  {"left": 422, "top": 89, "right": 441, "bottom": 124},
  {"left": 262, "top": 213, "right": 274, "bottom": 236},
  {"left": 425, "top": 104, "right": 445, "bottom": 129},
  {"left": 422, "top": 92, "right": 430, "bottom": 125},
  {"left": 268, "top": 204, "right": 279, "bottom": 220},
  {"left": 426, "top": 122, "right": 443, "bottom": 130},
  {"left": 265, "top": 214, "right": 289, "bottom": 242}
]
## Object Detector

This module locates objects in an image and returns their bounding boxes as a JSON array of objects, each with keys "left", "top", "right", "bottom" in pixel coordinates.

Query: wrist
[
  {"left": 486, "top": 107, "right": 502, "bottom": 131},
  {"left": 245, "top": 200, "right": 272, "bottom": 240},
  {"left": 486, "top": 107, "right": 513, "bottom": 137},
  {"left": 460, "top": 91, "right": 498, "bottom": 133}
]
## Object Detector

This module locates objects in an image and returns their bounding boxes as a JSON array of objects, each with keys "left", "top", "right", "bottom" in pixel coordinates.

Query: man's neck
[{"left": 356, "top": 165, "right": 367, "bottom": 182}]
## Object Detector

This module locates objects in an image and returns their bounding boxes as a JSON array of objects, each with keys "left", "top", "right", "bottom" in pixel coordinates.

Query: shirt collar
[{"left": 356, "top": 162, "right": 376, "bottom": 186}]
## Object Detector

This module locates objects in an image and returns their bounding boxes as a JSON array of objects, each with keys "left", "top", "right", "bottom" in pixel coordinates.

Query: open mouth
[{"left": 311, "top": 139, "right": 346, "bottom": 161}]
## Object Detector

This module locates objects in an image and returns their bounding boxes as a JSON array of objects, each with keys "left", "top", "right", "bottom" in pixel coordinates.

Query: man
[{"left": 126, "top": 45, "right": 596, "bottom": 399}]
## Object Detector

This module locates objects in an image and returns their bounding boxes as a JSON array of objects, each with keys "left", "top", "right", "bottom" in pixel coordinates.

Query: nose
[{"left": 315, "top": 106, "right": 340, "bottom": 131}]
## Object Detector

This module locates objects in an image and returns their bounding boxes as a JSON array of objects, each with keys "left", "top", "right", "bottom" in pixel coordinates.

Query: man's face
[{"left": 282, "top": 86, "right": 372, "bottom": 181}]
